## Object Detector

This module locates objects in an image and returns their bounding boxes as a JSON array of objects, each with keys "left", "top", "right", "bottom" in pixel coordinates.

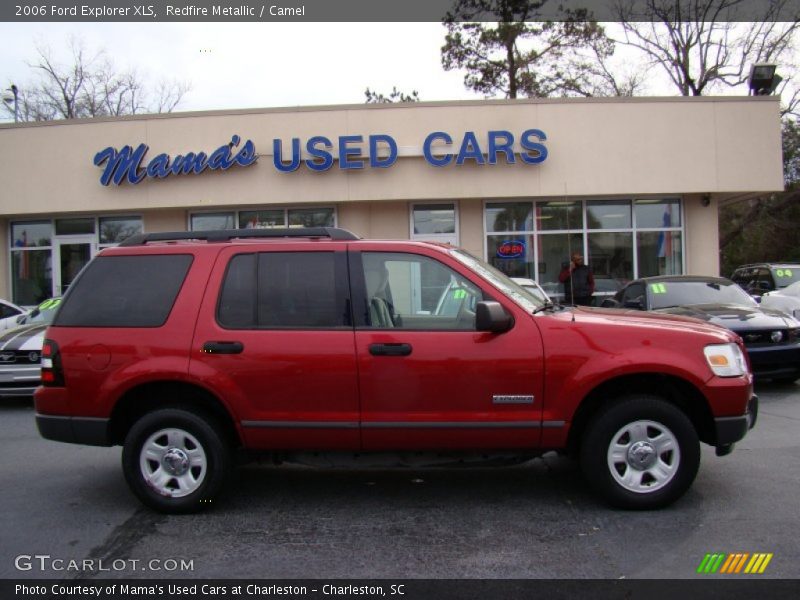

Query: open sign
[{"left": 497, "top": 240, "right": 526, "bottom": 259}]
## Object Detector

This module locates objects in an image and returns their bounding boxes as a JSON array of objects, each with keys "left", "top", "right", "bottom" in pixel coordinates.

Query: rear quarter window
[{"left": 54, "top": 254, "right": 193, "bottom": 327}]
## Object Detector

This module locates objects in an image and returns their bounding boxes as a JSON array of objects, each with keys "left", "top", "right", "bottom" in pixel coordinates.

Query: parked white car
[
  {"left": 759, "top": 281, "right": 800, "bottom": 319},
  {"left": 0, "top": 299, "right": 26, "bottom": 331}
]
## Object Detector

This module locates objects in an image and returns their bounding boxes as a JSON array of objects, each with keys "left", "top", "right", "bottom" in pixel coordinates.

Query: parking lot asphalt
[{"left": 1, "top": 382, "right": 798, "bottom": 581}]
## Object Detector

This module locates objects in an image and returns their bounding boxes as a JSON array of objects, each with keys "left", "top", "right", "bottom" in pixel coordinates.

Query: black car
[
  {"left": 731, "top": 263, "right": 800, "bottom": 300},
  {"left": 603, "top": 275, "right": 800, "bottom": 382}
]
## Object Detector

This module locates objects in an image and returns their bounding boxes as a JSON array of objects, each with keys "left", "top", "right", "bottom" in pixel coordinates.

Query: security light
[{"left": 748, "top": 64, "right": 781, "bottom": 95}]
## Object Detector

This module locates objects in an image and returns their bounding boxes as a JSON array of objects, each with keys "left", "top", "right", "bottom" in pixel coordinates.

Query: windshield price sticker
[
  {"left": 776, "top": 269, "right": 793, "bottom": 278},
  {"left": 650, "top": 283, "right": 667, "bottom": 294}
]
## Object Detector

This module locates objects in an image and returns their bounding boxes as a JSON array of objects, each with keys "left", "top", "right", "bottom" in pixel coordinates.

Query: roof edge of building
[{"left": 0, "top": 95, "right": 780, "bottom": 131}]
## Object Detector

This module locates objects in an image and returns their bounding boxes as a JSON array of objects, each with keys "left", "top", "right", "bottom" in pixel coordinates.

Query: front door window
[{"left": 55, "top": 238, "right": 95, "bottom": 296}]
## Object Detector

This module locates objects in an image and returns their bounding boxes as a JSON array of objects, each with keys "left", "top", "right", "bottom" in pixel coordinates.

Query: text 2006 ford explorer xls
[{"left": 34, "top": 228, "right": 757, "bottom": 513}]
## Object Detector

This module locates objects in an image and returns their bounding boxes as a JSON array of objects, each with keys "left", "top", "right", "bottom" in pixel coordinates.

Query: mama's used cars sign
[{"left": 94, "top": 129, "right": 548, "bottom": 186}]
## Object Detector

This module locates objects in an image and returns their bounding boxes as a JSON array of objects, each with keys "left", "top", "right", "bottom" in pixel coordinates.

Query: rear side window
[
  {"left": 54, "top": 255, "right": 193, "bottom": 327},
  {"left": 218, "top": 252, "right": 348, "bottom": 329}
]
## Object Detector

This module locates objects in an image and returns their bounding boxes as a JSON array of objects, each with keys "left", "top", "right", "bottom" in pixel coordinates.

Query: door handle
[
  {"left": 369, "top": 343, "right": 412, "bottom": 357},
  {"left": 202, "top": 341, "right": 244, "bottom": 354}
]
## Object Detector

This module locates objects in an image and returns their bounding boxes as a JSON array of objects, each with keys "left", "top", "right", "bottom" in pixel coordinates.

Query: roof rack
[{"left": 119, "top": 227, "right": 361, "bottom": 247}]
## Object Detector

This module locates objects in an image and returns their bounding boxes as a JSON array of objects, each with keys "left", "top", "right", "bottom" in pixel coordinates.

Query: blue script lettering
[{"left": 94, "top": 135, "right": 258, "bottom": 186}]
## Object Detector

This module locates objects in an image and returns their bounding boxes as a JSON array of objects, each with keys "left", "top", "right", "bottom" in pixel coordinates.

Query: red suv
[{"left": 35, "top": 228, "right": 757, "bottom": 513}]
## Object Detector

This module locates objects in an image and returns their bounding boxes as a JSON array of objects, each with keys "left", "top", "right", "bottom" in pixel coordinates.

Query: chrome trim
[
  {"left": 492, "top": 395, "right": 534, "bottom": 405},
  {"left": 241, "top": 421, "right": 359, "bottom": 429},
  {"left": 362, "top": 421, "right": 541, "bottom": 429},
  {"left": 240, "top": 420, "right": 567, "bottom": 429}
]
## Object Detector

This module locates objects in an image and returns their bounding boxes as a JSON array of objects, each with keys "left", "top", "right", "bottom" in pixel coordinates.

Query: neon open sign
[{"left": 497, "top": 240, "right": 526, "bottom": 259}]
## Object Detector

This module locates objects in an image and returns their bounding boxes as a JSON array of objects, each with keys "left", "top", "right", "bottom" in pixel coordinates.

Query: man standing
[{"left": 559, "top": 252, "right": 595, "bottom": 306}]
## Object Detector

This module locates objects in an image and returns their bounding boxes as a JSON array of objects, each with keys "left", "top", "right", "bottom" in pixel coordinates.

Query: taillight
[{"left": 41, "top": 339, "right": 65, "bottom": 386}]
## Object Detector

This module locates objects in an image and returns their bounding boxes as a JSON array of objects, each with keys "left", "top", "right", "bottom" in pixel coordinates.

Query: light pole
[{"left": 3, "top": 84, "right": 19, "bottom": 122}]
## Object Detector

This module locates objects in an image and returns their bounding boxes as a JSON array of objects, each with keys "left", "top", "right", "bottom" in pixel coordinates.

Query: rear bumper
[{"left": 36, "top": 414, "right": 112, "bottom": 446}]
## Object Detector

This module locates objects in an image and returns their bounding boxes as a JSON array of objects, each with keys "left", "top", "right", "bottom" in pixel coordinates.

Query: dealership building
[{"left": 0, "top": 96, "right": 784, "bottom": 306}]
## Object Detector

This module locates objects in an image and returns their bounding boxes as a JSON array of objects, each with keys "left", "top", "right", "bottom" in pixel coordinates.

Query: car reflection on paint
[
  {"left": 0, "top": 298, "right": 61, "bottom": 398},
  {"left": 511, "top": 278, "right": 551, "bottom": 304},
  {"left": 602, "top": 276, "right": 800, "bottom": 383}
]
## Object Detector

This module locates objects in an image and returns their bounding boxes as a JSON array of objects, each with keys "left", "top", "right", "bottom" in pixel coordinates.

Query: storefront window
[
  {"left": 588, "top": 232, "right": 633, "bottom": 287},
  {"left": 587, "top": 200, "right": 631, "bottom": 229},
  {"left": 485, "top": 202, "right": 533, "bottom": 232},
  {"left": 412, "top": 204, "right": 455, "bottom": 234},
  {"left": 637, "top": 231, "right": 683, "bottom": 277},
  {"left": 536, "top": 201, "right": 583, "bottom": 231},
  {"left": 288, "top": 208, "right": 335, "bottom": 228},
  {"left": 538, "top": 234, "right": 584, "bottom": 300},
  {"left": 11, "top": 222, "right": 52, "bottom": 247},
  {"left": 487, "top": 234, "right": 533, "bottom": 278},
  {"left": 55, "top": 218, "right": 95, "bottom": 235},
  {"left": 239, "top": 210, "right": 285, "bottom": 229},
  {"left": 191, "top": 213, "right": 235, "bottom": 231},
  {"left": 190, "top": 208, "right": 336, "bottom": 231},
  {"left": 635, "top": 199, "right": 681, "bottom": 228},
  {"left": 483, "top": 198, "right": 684, "bottom": 284},
  {"left": 99, "top": 217, "right": 142, "bottom": 244},
  {"left": 11, "top": 250, "right": 52, "bottom": 306}
]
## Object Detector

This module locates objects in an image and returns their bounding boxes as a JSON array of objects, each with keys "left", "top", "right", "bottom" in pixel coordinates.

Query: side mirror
[{"left": 476, "top": 301, "right": 513, "bottom": 333}]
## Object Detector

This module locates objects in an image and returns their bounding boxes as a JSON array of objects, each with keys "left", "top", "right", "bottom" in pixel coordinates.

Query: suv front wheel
[
  {"left": 580, "top": 396, "right": 700, "bottom": 510},
  {"left": 122, "top": 408, "right": 232, "bottom": 513}
]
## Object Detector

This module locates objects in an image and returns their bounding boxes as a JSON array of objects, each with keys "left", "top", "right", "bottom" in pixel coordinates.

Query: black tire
[
  {"left": 580, "top": 395, "right": 700, "bottom": 510},
  {"left": 122, "top": 408, "right": 232, "bottom": 514}
]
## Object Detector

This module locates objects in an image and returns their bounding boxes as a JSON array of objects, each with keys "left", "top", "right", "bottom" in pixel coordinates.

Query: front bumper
[
  {"left": 0, "top": 365, "right": 41, "bottom": 398},
  {"left": 36, "top": 414, "right": 112, "bottom": 446},
  {"left": 713, "top": 394, "right": 758, "bottom": 456},
  {"left": 747, "top": 343, "right": 800, "bottom": 380}
]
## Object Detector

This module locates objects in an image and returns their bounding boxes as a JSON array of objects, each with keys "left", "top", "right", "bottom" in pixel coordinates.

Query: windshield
[
  {"left": 520, "top": 283, "right": 549, "bottom": 304},
  {"left": 770, "top": 267, "right": 800, "bottom": 289},
  {"left": 450, "top": 249, "right": 545, "bottom": 313},
  {"left": 777, "top": 281, "right": 800, "bottom": 298},
  {"left": 23, "top": 298, "right": 62, "bottom": 325},
  {"left": 649, "top": 280, "right": 757, "bottom": 309}
]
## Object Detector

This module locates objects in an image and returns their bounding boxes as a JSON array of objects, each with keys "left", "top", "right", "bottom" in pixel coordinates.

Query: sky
[
  {"left": 0, "top": 21, "right": 784, "bottom": 120},
  {"left": 0, "top": 23, "right": 476, "bottom": 116}
]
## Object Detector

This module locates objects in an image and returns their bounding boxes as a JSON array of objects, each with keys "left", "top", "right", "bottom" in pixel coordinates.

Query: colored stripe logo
[{"left": 697, "top": 553, "right": 773, "bottom": 574}]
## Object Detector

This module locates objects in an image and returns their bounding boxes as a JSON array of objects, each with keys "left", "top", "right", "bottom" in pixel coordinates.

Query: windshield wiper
[{"left": 533, "top": 301, "right": 556, "bottom": 314}]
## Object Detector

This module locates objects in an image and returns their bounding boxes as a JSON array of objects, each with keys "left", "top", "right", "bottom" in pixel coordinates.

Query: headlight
[{"left": 704, "top": 343, "right": 748, "bottom": 377}]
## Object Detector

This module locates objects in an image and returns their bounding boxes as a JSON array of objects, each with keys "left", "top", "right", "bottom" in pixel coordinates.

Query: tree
[
  {"left": 719, "top": 117, "right": 800, "bottom": 273},
  {"left": 614, "top": 0, "right": 800, "bottom": 113},
  {"left": 364, "top": 86, "right": 420, "bottom": 103},
  {"left": 441, "top": 0, "right": 627, "bottom": 99},
  {"left": 3, "top": 37, "right": 190, "bottom": 122}
]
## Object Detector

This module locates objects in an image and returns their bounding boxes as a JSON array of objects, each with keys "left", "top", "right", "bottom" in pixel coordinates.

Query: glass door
[{"left": 54, "top": 237, "right": 96, "bottom": 297}]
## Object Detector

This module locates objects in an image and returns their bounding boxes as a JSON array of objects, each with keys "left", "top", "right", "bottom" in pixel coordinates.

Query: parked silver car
[{"left": 0, "top": 299, "right": 61, "bottom": 398}]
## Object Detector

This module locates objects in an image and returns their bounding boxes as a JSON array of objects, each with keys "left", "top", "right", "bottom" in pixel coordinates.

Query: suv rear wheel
[
  {"left": 580, "top": 395, "right": 700, "bottom": 509},
  {"left": 122, "top": 408, "right": 232, "bottom": 513}
]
